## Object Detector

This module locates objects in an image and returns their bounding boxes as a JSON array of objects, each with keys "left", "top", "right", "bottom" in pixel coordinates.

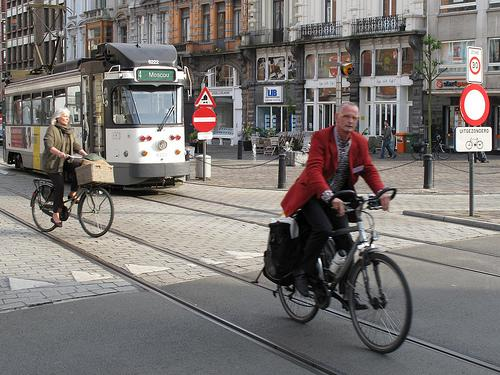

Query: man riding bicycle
[{"left": 281, "top": 102, "right": 392, "bottom": 309}]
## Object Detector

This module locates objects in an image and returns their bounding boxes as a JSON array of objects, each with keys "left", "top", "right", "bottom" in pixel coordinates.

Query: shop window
[
  {"left": 440, "top": 0, "right": 476, "bottom": 13},
  {"left": 441, "top": 40, "right": 474, "bottom": 73},
  {"left": 489, "top": 38, "right": 500, "bottom": 71},
  {"left": 402, "top": 47, "right": 414, "bottom": 74},
  {"left": 207, "top": 65, "right": 238, "bottom": 87},
  {"left": 361, "top": 50, "right": 372, "bottom": 76},
  {"left": 318, "top": 53, "right": 338, "bottom": 78},
  {"left": 305, "top": 54, "right": 316, "bottom": 79},
  {"left": 305, "top": 88, "right": 314, "bottom": 102},
  {"left": 257, "top": 55, "right": 293, "bottom": 81},
  {"left": 376, "top": 86, "right": 396, "bottom": 101},
  {"left": 375, "top": 49, "right": 398, "bottom": 76},
  {"left": 319, "top": 87, "right": 336, "bottom": 102}
]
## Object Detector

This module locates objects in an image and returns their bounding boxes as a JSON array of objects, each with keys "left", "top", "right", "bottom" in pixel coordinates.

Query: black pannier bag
[{"left": 263, "top": 217, "right": 301, "bottom": 285}]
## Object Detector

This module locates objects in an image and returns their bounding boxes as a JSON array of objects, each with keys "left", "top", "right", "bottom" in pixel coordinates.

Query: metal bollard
[
  {"left": 423, "top": 153, "right": 433, "bottom": 189},
  {"left": 278, "top": 153, "right": 286, "bottom": 189},
  {"left": 237, "top": 140, "right": 243, "bottom": 160}
]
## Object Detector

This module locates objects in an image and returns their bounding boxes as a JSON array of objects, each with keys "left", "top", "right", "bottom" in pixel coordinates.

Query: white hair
[{"left": 51, "top": 107, "right": 71, "bottom": 126}]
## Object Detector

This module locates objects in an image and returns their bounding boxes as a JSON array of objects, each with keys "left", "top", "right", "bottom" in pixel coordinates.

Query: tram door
[
  {"left": 81, "top": 73, "right": 105, "bottom": 156},
  {"left": 495, "top": 106, "right": 500, "bottom": 151}
]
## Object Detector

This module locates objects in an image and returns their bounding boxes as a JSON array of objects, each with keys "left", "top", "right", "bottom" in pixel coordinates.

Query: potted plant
[{"left": 242, "top": 125, "right": 253, "bottom": 151}]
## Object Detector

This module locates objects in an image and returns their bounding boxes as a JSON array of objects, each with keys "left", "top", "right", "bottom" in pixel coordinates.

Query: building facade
[{"left": 428, "top": 0, "right": 500, "bottom": 151}]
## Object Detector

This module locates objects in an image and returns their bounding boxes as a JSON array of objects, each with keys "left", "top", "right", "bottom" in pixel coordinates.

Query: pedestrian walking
[{"left": 380, "top": 121, "right": 396, "bottom": 159}]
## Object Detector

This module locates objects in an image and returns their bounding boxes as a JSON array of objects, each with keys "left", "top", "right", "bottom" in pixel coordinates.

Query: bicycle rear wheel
[
  {"left": 278, "top": 284, "right": 319, "bottom": 323},
  {"left": 347, "top": 252, "right": 412, "bottom": 353},
  {"left": 77, "top": 186, "right": 114, "bottom": 237},
  {"left": 31, "top": 188, "right": 56, "bottom": 232}
]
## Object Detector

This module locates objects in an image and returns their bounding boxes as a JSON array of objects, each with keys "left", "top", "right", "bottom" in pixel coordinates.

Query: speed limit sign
[{"left": 467, "top": 46, "right": 483, "bottom": 84}]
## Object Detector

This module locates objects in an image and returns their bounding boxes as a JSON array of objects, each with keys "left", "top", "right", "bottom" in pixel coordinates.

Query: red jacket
[{"left": 281, "top": 127, "right": 384, "bottom": 216}]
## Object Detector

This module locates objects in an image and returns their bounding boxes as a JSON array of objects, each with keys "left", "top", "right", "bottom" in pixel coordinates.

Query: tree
[{"left": 416, "top": 35, "right": 446, "bottom": 154}]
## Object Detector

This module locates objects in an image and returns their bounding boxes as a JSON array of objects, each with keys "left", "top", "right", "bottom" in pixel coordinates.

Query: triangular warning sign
[{"left": 194, "top": 86, "right": 216, "bottom": 108}]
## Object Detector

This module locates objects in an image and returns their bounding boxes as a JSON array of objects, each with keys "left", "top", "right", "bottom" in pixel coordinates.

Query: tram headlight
[{"left": 157, "top": 140, "right": 168, "bottom": 151}]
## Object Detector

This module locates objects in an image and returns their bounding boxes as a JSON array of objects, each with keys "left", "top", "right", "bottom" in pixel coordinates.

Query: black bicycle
[
  {"left": 276, "top": 188, "right": 412, "bottom": 353},
  {"left": 411, "top": 134, "right": 451, "bottom": 160},
  {"left": 31, "top": 172, "right": 114, "bottom": 238}
]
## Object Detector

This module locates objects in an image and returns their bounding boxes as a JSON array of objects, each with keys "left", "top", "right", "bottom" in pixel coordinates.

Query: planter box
[{"left": 75, "top": 162, "right": 115, "bottom": 185}]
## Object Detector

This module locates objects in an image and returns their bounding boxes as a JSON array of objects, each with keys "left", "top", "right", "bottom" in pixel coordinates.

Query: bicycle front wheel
[
  {"left": 347, "top": 252, "right": 412, "bottom": 353},
  {"left": 436, "top": 145, "right": 450, "bottom": 160},
  {"left": 278, "top": 284, "right": 319, "bottom": 323},
  {"left": 31, "top": 188, "right": 56, "bottom": 232},
  {"left": 77, "top": 186, "right": 114, "bottom": 237}
]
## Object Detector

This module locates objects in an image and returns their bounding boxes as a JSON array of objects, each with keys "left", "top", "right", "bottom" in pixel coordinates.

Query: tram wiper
[{"left": 158, "top": 106, "right": 175, "bottom": 132}]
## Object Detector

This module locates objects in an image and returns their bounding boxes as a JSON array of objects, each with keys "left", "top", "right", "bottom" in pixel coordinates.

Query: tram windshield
[{"left": 112, "top": 86, "right": 178, "bottom": 125}]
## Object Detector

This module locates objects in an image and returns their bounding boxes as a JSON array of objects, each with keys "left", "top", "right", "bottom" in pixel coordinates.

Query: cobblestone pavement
[{"left": 1, "top": 146, "right": 499, "bottom": 311}]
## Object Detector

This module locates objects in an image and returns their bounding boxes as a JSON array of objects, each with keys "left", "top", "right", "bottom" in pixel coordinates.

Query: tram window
[
  {"left": 13, "top": 98, "right": 23, "bottom": 125},
  {"left": 32, "top": 95, "right": 42, "bottom": 125},
  {"left": 112, "top": 86, "right": 177, "bottom": 125},
  {"left": 41, "top": 92, "right": 53, "bottom": 125},
  {"left": 67, "top": 86, "right": 81, "bottom": 124},
  {"left": 5, "top": 97, "right": 13, "bottom": 124},
  {"left": 54, "top": 88, "right": 66, "bottom": 111},
  {"left": 22, "top": 95, "right": 32, "bottom": 126}
]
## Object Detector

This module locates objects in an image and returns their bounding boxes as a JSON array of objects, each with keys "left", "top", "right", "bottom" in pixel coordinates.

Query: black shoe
[
  {"left": 293, "top": 271, "right": 310, "bottom": 297},
  {"left": 310, "top": 280, "right": 330, "bottom": 310},
  {"left": 351, "top": 293, "right": 368, "bottom": 311}
]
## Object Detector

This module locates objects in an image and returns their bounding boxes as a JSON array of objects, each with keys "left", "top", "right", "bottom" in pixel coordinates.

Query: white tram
[{"left": 2, "top": 43, "right": 192, "bottom": 186}]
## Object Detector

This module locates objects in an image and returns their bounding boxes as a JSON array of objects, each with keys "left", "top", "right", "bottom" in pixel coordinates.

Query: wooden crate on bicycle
[{"left": 75, "top": 159, "right": 115, "bottom": 185}]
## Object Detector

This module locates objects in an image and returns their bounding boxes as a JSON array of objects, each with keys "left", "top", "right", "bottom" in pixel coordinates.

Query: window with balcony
[
  {"left": 201, "top": 4, "right": 210, "bottom": 42},
  {"left": 147, "top": 14, "right": 154, "bottom": 43},
  {"left": 375, "top": 49, "right": 398, "bottom": 75},
  {"left": 441, "top": 40, "right": 474, "bottom": 73},
  {"left": 181, "top": 8, "right": 190, "bottom": 43},
  {"left": 383, "top": 0, "right": 396, "bottom": 16},
  {"left": 325, "top": 0, "right": 332, "bottom": 22},
  {"left": 136, "top": 16, "right": 144, "bottom": 43},
  {"left": 489, "top": 38, "right": 500, "bottom": 70},
  {"left": 233, "top": 0, "right": 241, "bottom": 36},
  {"left": 273, "top": 0, "right": 284, "bottom": 43},
  {"left": 440, "top": 0, "right": 476, "bottom": 13}
]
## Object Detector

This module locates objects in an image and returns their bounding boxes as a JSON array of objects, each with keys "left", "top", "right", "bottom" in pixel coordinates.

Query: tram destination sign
[{"left": 136, "top": 68, "right": 176, "bottom": 82}]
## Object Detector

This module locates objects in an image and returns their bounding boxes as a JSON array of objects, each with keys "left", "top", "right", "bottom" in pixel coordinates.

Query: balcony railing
[
  {"left": 83, "top": 8, "right": 112, "bottom": 21},
  {"left": 245, "top": 29, "right": 286, "bottom": 46},
  {"left": 300, "top": 22, "right": 342, "bottom": 40},
  {"left": 352, "top": 15, "right": 406, "bottom": 35}
]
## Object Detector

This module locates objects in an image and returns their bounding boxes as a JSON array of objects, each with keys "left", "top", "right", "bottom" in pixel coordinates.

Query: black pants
[
  {"left": 47, "top": 162, "right": 78, "bottom": 214},
  {"left": 300, "top": 198, "right": 353, "bottom": 277}
]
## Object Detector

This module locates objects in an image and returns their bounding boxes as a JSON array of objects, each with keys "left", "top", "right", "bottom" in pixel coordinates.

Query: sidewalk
[{"left": 189, "top": 144, "right": 500, "bottom": 231}]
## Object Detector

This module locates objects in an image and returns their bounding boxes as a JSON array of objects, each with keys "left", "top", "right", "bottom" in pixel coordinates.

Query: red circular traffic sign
[
  {"left": 459, "top": 84, "right": 489, "bottom": 126},
  {"left": 469, "top": 56, "right": 480, "bottom": 75},
  {"left": 192, "top": 106, "right": 217, "bottom": 132}
]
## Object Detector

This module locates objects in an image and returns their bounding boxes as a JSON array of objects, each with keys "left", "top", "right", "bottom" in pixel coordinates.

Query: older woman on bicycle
[{"left": 42, "top": 108, "right": 87, "bottom": 227}]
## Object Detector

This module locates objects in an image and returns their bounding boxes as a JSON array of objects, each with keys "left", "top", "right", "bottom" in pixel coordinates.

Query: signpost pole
[
  {"left": 202, "top": 140, "right": 207, "bottom": 181},
  {"left": 469, "top": 151, "right": 474, "bottom": 216}
]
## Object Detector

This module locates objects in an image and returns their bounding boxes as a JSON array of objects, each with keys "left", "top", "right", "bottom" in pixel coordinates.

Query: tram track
[
  {"left": 2, "top": 190, "right": 500, "bottom": 372},
  {"left": 138, "top": 191, "right": 500, "bottom": 278}
]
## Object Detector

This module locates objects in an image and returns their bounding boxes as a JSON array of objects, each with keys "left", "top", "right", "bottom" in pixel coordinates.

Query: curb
[{"left": 402, "top": 210, "right": 500, "bottom": 232}]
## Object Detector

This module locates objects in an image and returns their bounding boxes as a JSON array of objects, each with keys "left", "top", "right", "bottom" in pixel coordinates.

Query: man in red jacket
[{"left": 281, "top": 102, "right": 392, "bottom": 308}]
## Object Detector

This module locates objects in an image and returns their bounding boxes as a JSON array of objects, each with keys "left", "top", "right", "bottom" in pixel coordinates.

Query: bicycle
[
  {"left": 30, "top": 158, "right": 114, "bottom": 237},
  {"left": 411, "top": 134, "right": 451, "bottom": 161},
  {"left": 276, "top": 188, "right": 412, "bottom": 353}
]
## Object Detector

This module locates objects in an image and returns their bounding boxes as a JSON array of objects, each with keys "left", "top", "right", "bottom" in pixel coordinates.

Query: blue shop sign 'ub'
[{"left": 264, "top": 86, "right": 283, "bottom": 103}]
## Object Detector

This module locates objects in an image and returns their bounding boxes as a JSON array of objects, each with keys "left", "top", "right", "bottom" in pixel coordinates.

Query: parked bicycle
[
  {"left": 411, "top": 134, "right": 451, "bottom": 160},
  {"left": 31, "top": 157, "right": 114, "bottom": 237},
  {"left": 274, "top": 188, "right": 412, "bottom": 353}
]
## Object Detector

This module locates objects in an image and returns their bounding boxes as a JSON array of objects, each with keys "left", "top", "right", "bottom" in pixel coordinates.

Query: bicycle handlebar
[{"left": 333, "top": 187, "right": 397, "bottom": 211}]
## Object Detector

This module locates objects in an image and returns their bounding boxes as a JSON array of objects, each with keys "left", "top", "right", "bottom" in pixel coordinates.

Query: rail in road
[{"left": 1, "top": 176, "right": 499, "bottom": 373}]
